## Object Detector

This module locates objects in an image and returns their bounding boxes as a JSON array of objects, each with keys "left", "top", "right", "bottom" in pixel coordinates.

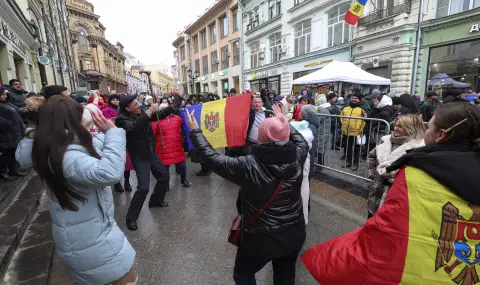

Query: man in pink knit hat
[{"left": 186, "top": 104, "right": 309, "bottom": 285}]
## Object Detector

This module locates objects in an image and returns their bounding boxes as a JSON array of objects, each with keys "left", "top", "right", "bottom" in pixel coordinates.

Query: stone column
[{"left": 0, "top": 43, "right": 16, "bottom": 82}]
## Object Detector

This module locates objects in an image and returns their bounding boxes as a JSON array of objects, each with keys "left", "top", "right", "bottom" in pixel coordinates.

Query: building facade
[
  {"left": 241, "top": 0, "right": 351, "bottom": 96},
  {"left": 125, "top": 52, "right": 148, "bottom": 95},
  {"left": 415, "top": 6, "right": 480, "bottom": 96},
  {"left": 173, "top": 0, "right": 241, "bottom": 97},
  {"left": 67, "top": 0, "right": 127, "bottom": 95},
  {"left": 1, "top": 0, "right": 42, "bottom": 92}
]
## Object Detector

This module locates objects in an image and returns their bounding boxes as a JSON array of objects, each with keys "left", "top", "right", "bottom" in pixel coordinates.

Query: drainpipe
[
  {"left": 410, "top": 0, "right": 424, "bottom": 96},
  {"left": 48, "top": 0, "right": 65, "bottom": 86},
  {"left": 238, "top": 0, "right": 245, "bottom": 92},
  {"left": 56, "top": 1, "right": 76, "bottom": 91}
]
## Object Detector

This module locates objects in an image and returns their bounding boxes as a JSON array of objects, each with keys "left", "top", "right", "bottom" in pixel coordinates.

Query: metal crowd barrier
[{"left": 313, "top": 113, "right": 391, "bottom": 182}]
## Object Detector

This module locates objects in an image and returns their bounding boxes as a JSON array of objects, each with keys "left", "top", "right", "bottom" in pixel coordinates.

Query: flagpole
[{"left": 410, "top": 0, "right": 425, "bottom": 96}]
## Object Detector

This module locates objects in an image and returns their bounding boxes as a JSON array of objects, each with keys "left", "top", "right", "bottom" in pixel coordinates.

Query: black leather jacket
[
  {"left": 190, "top": 126, "right": 309, "bottom": 258},
  {"left": 116, "top": 106, "right": 174, "bottom": 158}
]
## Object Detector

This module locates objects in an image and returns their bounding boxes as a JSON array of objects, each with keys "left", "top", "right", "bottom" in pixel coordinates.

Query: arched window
[{"left": 75, "top": 26, "right": 90, "bottom": 53}]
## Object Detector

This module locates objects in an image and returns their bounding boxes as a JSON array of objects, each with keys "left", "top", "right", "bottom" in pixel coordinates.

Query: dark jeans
[
  {"left": 166, "top": 161, "right": 187, "bottom": 179},
  {"left": 233, "top": 246, "right": 300, "bottom": 285},
  {"left": 343, "top": 136, "right": 360, "bottom": 165},
  {"left": 127, "top": 154, "right": 169, "bottom": 221},
  {"left": 0, "top": 148, "right": 16, "bottom": 174}
]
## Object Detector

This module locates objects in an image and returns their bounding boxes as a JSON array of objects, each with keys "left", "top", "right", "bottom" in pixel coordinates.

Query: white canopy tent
[{"left": 292, "top": 60, "right": 392, "bottom": 86}]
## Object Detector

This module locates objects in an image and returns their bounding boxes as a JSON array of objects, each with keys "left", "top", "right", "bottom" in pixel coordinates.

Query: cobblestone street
[{"left": 48, "top": 162, "right": 365, "bottom": 285}]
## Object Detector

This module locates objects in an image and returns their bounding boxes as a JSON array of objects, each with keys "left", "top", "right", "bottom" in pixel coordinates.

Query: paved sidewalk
[{"left": 48, "top": 162, "right": 365, "bottom": 285}]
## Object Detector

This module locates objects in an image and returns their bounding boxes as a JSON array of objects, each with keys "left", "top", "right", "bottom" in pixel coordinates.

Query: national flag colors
[
  {"left": 344, "top": 0, "right": 368, "bottom": 25},
  {"left": 301, "top": 167, "right": 480, "bottom": 285},
  {"left": 180, "top": 93, "right": 252, "bottom": 150}
]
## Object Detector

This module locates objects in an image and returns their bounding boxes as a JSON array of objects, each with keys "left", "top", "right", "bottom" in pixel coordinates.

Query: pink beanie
[{"left": 257, "top": 116, "right": 290, "bottom": 145}]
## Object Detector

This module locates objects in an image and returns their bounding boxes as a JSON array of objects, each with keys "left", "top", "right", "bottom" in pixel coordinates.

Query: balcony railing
[{"left": 358, "top": 1, "right": 411, "bottom": 26}]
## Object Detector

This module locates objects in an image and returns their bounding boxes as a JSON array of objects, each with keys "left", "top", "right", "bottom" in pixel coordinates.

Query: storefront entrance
[
  {"left": 427, "top": 39, "right": 480, "bottom": 93},
  {"left": 249, "top": 76, "right": 280, "bottom": 94}
]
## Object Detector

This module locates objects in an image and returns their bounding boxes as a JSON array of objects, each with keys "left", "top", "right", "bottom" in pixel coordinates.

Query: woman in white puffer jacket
[{"left": 290, "top": 120, "right": 314, "bottom": 224}]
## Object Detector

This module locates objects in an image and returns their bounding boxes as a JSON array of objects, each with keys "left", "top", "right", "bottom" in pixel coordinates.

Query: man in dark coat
[
  {"left": 6, "top": 79, "right": 28, "bottom": 108},
  {"left": 0, "top": 87, "right": 25, "bottom": 180},
  {"left": 115, "top": 94, "right": 181, "bottom": 231}
]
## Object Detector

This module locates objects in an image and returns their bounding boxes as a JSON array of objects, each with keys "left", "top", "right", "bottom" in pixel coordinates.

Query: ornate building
[
  {"left": 125, "top": 52, "right": 148, "bottom": 96},
  {"left": 144, "top": 64, "right": 174, "bottom": 94},
  {"left": 67, "top": 0, "right": 126, "bottom": 95}
]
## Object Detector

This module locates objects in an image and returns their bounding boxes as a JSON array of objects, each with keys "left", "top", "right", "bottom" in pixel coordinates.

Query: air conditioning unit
[
  {"left": 227, "top": 52, "right": 231, "bottom": 57},
  {"left": 280, "top": 45, "right": 288, "bottom": 54}
]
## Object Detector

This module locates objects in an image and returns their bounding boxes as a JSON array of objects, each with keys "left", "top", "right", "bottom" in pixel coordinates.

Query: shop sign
[
  {"left": 219, "top": 69, "right": 228, "bottom": 76},
  {"left": 304, "top": 59, "right": 333, "bottom": 68},
  {"left": 470, "top": 24, "right": 480, "bottom": 33},
  {"left": 0, "top": 20, "right": 26, "bottom": 53},
  {"left": 72, "top": 0, "right": 92, "bottom": 11},
  {"left": 223, "top": 82, "right": 228, "bottom": 89},
  {"left": 200, "top": 75, "right": 208, "bottom": 81}
]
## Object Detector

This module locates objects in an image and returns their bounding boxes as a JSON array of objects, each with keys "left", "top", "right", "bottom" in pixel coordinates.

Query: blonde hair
[
  {"left": 394, "top": 114, "right": 425, "bottom": 140},
  {"left": 25, "top": 96, "right": 45, "bottom": 112}
]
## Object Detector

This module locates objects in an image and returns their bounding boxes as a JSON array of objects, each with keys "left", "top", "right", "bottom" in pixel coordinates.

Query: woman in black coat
[
  {"left": 0, "top": 87, "right": 25, "bottom": 180},
  {"left": 186, "top": 105, "right": 308, "bottom": 285}
]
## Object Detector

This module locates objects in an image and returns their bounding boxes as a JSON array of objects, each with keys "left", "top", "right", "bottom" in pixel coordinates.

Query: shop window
[
  {"left": 233, "top": 41, "right": 240, "bottom": 66},
  {"left": 211, "top": 51, "right": 218, "bottom": 72},
  {"left": 250, "top": 41, "right": 261, "bottom": 69},
  {"left": 427, "top": 39, "right": 480, "bottom": 93},
  {"left": 327, "top": 4, "right": 350, "bottom": 47},
  {"left": 294, "top": 20, "right": 311, "bottom": 56},
  {"left": 269, "top": 0, "right": 281, "bottom": 19},
  {"left": 210, "top": 23, "right": 217, "bottom": 44},
  {"left": 201, "top": 30, "right": 207, "bottom": 49},
  {"left": 436, "top": 0, "right": 479, "bottom": 17},
  {"left": 221, "top": 45, "right": 229, "bottom": 69},
  {"left": 269, "top": 33, "right": 282, "bottom": 63}
]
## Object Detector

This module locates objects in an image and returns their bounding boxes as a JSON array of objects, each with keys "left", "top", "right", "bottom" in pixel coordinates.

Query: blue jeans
[{"left": 166, "top": 161, "right": 187, "bottom": 179}]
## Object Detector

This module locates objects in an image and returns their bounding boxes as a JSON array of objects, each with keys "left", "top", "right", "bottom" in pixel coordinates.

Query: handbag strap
[{"left": 243, "top": 178, "right": 284, "bottom": 228}]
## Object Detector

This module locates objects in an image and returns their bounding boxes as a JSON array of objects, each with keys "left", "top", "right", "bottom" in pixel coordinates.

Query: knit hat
[
  {"left": 301, "top": 105, "right": 317, "bottom": 120},
  {"left": 371, "top": 89, "right": 381, "bottom": 97},
  {"left": 74, "top": 95, "right": 87, "bottom": 104},
  {"left": 108, "top": 94, "right": 121, "bottom": 105},
  {"left": 229, "top": 88, "right": 237, "bottom": 94},
  {"left": 274, "top": 95, "right": 283, "bottom": 103},
  {"left": 120, "top": 95, "right": 136, "bottom": 110},
  {"left": 316, "top": 95, "right": 327, "bottom": 106},
  {"left": 351, "top": 92, "right": 363, "bottom": 100},
  {"left": 426, "top": 91, "right": 437, "bottom": 98},
  {"left": 392, "top": 97, "right": 401, "bottom": 105},
  {"left": 257, "top": 116, "right": 290, "bottom": 145},
  {"left": 327, "top": 92, "right": 337, "bottom": 101},
  {"left": 44, "top": 85, "right": 67, "bottom": 100}
]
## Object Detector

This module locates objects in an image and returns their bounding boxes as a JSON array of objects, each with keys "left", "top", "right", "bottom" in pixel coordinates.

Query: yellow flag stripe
[{"left": 200, "top": 99, "right": 227, "bottom": 149}]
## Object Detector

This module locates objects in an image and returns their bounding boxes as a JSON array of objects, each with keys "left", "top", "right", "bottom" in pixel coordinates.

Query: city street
[{"left": 48, "top": 162, "right": 365, "bottom": 285}]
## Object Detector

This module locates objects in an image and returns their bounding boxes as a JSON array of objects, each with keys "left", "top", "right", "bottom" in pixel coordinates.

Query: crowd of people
[{"left": 2, "top": 77, "right": 480, "bottom": 285}]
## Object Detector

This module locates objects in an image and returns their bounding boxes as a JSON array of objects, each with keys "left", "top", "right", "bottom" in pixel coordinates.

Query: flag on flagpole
[
  {"left": 180, "top": 93, "right": 252, "bottom": 150},
  {"left": 344, "top": 0, "right": 368, "bottom": 25},
  {"left": 301, "top": 166, "right": 480, "bottom": 285}
]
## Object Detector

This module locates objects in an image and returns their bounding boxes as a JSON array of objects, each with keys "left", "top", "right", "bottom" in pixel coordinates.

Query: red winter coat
[{"left": 151, "top": 115, "right": 186, "bottom": 166}]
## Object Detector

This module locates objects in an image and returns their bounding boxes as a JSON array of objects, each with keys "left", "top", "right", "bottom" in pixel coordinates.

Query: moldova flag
[
  {"left": 344, "top": 0, "right": 367, "bottom": 25},
  {"left": 301, "top": 167, "right": 480, "bottom": 284},
  {"left": 180, "top": 93, "right": 252, "bottom": 150}
]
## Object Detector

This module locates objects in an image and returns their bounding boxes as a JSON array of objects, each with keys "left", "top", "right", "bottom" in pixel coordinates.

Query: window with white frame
[
  {"left": 193, "top": 35, "right": 199, "bottom": 53},
  {"left": 436, "top": 0, "right": 480, "bottom": 18},
  {"left": 232, "top": 10, "right": 239, "bottom": 31},
  {"left": 202, "top": 55, "right": 209, "bottom": 75},
  {"left": 201, "top": 30, "right": 207, "bottom": 49},
  {"left": 211, "top": 51, "right": 218, "bottom": 72},
  {"left": 269, "top": 0, "right": 281, "bottom": 19},
  {"left": 210, "top": 23, "right": 217, "bottom": 44},
  {"left": 294, "top": 20, "right": 311, "bottom": 56},
  {"left": 269, "top": 33, "right": 281, "bottom": 63},
  {"left": 294, "top": 0, "right": 309, "bottom": 6},
  {"left": 327, "top": 4, "right": 350, "bottom": 47},
  {"left": 221, "top": 16, "right": 228, "bottom": 38},
  {"left": 250, "top": 42, "right": 261, "bottom": 69}
]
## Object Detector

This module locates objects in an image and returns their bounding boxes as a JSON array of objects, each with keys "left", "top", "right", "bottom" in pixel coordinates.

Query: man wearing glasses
[{"left": 7, "top": 79, "right": 28, "bottom": 108}]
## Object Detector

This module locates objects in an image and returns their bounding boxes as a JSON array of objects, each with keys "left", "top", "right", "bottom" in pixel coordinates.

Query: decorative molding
[
  {"left": 287, "top": 0, "right": 349, "bottom": 24},
  {"left": 422, "top": 12, "right": 480, "bottom": 32},
  {"left": 245, "top": 23, "right": 282, "bottom": 43}
]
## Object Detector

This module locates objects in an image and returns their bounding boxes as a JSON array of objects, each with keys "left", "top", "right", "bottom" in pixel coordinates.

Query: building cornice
[
  {"left": 245, "top": 22, "right": 282, "bottom": 43},
  {"left": 421, "top": 9, "right": 480, "bottom": 32},
  {"left": 353, "top": 24, "right": 417, "bottom": 44},
  {"left": 184, "top": 0, "right": 230, "bottom": 34},
  {"left": 245, "top": 14, "right": 282, "bottom": 36},
  {"left": 287, "top": 0, "right": 349, "bottom": 24}
]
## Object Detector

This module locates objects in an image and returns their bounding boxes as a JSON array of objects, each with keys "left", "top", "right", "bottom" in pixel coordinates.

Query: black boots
[
  {"left": 0, "top": 173, "right": 15, "bottom": 181},
  {"left": 180, "top": 177, "right": 191, "bottom": 188},
  {"left": 126, "top": 219, "right": 138, "bottom": 231},
  {"left": 124, "top": 180, "right": 132, "bottom": 192}
]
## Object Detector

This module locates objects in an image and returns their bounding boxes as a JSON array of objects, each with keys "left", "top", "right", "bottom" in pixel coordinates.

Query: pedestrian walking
[
  {"left": 186, "top": 104, "right": 308, "bottom": 285},
  {"left": 366, "top": 114, "right": 425, "bottom": 217},
  {"left": 115, "top": 94, "right": 181, "bottom": 231},
  {"left": 102, "top": 94, "right": 133, "bottom": 193},
  {"left": 16, "top": 96, "right": 137, "bottom": 285},
  {"left": 151, "top": 103, "right": 190, "bottom": 188}
]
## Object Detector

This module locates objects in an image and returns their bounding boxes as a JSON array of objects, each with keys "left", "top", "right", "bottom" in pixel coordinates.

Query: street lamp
[{"left": 187, "top": 69, "right": 200, "bottom": 94}]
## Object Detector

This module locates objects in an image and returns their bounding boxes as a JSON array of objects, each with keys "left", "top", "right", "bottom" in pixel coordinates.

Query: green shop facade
[{"left": 416, "top": 9, "right": 480, "bottom": 97}]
